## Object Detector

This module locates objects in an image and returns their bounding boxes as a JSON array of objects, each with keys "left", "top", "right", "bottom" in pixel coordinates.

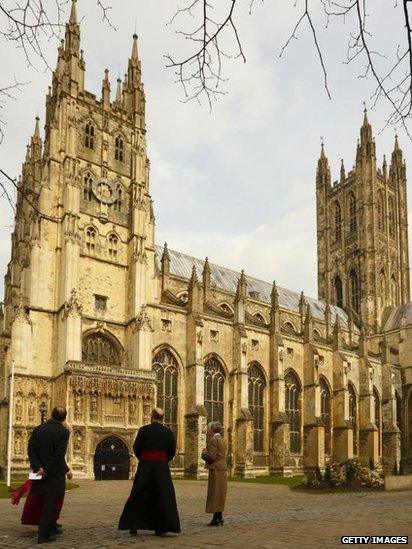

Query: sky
[{"left": 0, "top": 0, "right": 409, "bottom": 302}]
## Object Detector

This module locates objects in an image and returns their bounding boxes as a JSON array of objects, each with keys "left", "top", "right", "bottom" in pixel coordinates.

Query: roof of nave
[
  {"left": 154, "top": 245, "right": 352, "bottom": 329},
  {"left": 383, "top": 302, "right": 412, "bottom": 331}
]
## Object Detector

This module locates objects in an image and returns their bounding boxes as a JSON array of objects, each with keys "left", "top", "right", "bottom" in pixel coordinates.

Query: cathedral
[{"left": 0, "top": 1, "right": 411, "bottom": 480}]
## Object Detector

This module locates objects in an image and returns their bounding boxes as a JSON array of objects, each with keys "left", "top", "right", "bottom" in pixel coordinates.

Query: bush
[
  {"left": 315, "top": 466, "right": 323, "bottom": 483},
  {"left": 324, "top": 465, "right": 331, "bottom": 483},
  {"left": 301, "top": 459, "right": 383, "bottom": 490}
]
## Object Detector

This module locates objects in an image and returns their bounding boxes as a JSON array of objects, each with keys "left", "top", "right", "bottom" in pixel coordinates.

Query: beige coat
[{"left": 202, "top": 434, "right": 228, "bottom": 513}]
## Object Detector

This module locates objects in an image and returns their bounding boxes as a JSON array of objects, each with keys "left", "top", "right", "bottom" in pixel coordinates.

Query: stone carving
[
  {"left": 63, "top": 288, "right": 83, "bottom": 320},
  {"left": 241, "top": 341, "right": 247, "bottom": 353},
  {"left": 14, "top": 431, "right": 23, "bottom": 455},
  {"left": 13, "top": 294, "right": 31, "bottom": 324},
  {"left": 133, "top": 304, "right": 153, "bottom": 333},
  {"left": 15, "top": 399, "right": 23, "bottom": 422},
  {"left": 161, "top": 318, "right": 172, "bottom": 332},
  {"left": 28, "top": 401, "right": 35, "bottom": 423},
  {"left": 74, "top": 393, "right": 83, "bottom": 420},
  {"left": 129, "top": 398, "right": 137, "bottom": 422},
  {"left": 90, "top": 394, "right": 98, "bottom": 421},
  {"left": 196, "top": 330, "right": 203, "bottom": 344}
]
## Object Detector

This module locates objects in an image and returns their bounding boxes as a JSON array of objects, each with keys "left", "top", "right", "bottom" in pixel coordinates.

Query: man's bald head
[
  {"left": 51, "top": 406, "right": 67, "bottom": 422},
  {"left": 151, "top": 407, "right": 164, "bottom": 423}
]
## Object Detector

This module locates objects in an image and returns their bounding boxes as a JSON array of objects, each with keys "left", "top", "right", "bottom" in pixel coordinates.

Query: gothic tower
[
  {"left": 2, "top": 0, "right": 156, "bottom": 378},
  {"left": 316, "top": 109, "right": 410, "bottom": 331}
]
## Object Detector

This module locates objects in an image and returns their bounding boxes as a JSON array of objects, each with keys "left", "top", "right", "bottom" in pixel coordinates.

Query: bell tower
[{"left": 316, "top": 109, "right": 410, "bottom": 331}]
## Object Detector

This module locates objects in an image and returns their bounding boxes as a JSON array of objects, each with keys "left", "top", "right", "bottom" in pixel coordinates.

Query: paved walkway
[{"left": 0, "top": 480, "right": 411, "bottom": 548}]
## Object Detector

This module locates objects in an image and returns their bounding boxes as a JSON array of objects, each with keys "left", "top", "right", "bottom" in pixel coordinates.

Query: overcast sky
[{"left": 0, "top": 0, "right": 409, "bottom": 302}]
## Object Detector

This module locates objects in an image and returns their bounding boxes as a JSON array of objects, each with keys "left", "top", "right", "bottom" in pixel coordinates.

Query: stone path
[{"left": 1, "top": 480, "right": 411, "bottom": 548}]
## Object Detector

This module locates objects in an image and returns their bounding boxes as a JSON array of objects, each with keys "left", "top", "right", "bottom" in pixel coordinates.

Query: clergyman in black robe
[{"left": 118, "top": 407, "right": 181, "bottom": 536}]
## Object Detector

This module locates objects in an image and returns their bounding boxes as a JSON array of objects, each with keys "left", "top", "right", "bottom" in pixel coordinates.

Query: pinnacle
[
  {"left": 34, "top": 116, "right": 40, "bottom": 138},
  {"left": 69, "top": 0, "right": 78, "bottom": 25},
  {"left": 131, "top": 33, "right": 139, "bottom": 65}
]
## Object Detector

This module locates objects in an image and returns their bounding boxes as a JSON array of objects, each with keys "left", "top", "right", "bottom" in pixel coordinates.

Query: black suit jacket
[
  {"left": 28, "top": 419, "right": 70, "bottom": 497},
  {"left": 133, "top": 422, "right": 176, "bottom": 462}
]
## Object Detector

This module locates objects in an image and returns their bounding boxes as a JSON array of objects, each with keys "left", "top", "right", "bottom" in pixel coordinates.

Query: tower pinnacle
[{"left": 69, "top": 0, "right": 78, "bottom": 25}]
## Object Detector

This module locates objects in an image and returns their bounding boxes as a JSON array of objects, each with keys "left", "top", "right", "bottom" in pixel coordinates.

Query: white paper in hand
[{"left": 29, "top": 471, "right": 43, "bottom": 480}]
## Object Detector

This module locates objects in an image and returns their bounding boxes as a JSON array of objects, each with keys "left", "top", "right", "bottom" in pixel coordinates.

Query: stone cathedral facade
[{"left": 1, "top": 2, "right": 412, "bottom": 479}]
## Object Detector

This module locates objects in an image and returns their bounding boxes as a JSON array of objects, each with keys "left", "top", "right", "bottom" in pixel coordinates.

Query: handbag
[{"left": 202, "top": 452, "right": 214, "bottom": 465}]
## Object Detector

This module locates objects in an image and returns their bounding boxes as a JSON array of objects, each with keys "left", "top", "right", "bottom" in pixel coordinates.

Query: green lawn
[
  {"left": 0, "top": 482, "right": 79, "bottom": 499},
  {"left": 292, "top": 484, "right": 384, "bottom": 494},
  {"left": 229, "top": 474, "right": 306, "bottom": 488}
]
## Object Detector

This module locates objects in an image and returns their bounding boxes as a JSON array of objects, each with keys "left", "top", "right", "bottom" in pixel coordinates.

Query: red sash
[{"left": 139, "top": 450, "right": 167, "bottom": 461}]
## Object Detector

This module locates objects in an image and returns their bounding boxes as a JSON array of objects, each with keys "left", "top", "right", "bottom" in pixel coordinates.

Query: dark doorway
[{"left": 94, "top": 436, "right": 130, "bottom": 480}]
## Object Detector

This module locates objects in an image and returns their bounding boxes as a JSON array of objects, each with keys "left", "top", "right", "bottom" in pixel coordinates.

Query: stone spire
[
  {"left": 270, "top": 281, "right": 280, "bottom": 333},
  {"left": 383, "top": 154, "right": 387, "bottom": 180},
  {"left": 161, "top": 242, "right": 170, "bottom": 275},
  {"left": 203, "top": 257, "right": 211, "bottom": 302},
  {"left": 65, "top": 0, "right": 80, "bottom": 56},
  {"left": 236, "top": 270, "right": 247, "bottom": 301},
  {"left": 316, "top": 139, "right": 331, "bottom": 188},
  {"left": 102, "top": 68, "right": 111, "bottom": 106},
  {"left": 357, "top": 104, "right": 375, "bottom": 161},
  {"left": 127, "top": 33, "right": 141, "bottom": 86},
  {"left": 69, "top": 0, "right": 77, "bottom": 25},
  {"left": 115, "top": 77, "right": 122, "bottom": 103},
  {"left": 340, "top": 159, "right": 345, "bottom": 183},
  {"left": 304, "top": 303, "right": 314, "bottom": 342}
]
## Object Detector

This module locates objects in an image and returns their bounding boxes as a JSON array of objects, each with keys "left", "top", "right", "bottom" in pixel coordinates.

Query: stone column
[
  {"left": 358, "top": 358, "right": 379, "bottom": 465},
  {"left": 10, "top": 296, "right": 33, "bottom": 373},
  {"left": 332, "top": 352, "right": 352, "bottom": 461},
  {"left": 184, "top": 269, "right": 207, "bottom": 478},
  {"left": 58, "top": 289, "right": 82, "bottom": 371},
  {"left": 130, "top": 304, "right": 153, "bottom": 370},
  {"left": 381, "top": 365, "right": 401, "bottom": 474}
]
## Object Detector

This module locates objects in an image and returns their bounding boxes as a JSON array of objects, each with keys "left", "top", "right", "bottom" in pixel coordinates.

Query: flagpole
[{"left": 6, "top": 360, "right": 15, "bottom": 487}]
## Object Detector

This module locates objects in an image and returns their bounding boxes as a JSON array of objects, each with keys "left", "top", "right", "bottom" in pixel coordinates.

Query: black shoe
[
  {"left": 38, "top": 537, "right": 57, "bottom": 544},
  {"left": 50, "top": 528, "right": 62, "bottom": 536},
  {"left": 129, "top": 529, "right": 137, "bottom": 536},
  {"left": 207, "top": 518, "right": 219, "bottom": 526},
  {"left": 53, "top": 523, "right": 63, "bottom": 529}
]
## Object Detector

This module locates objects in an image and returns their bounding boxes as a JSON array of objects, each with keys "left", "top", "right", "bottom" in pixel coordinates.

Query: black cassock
[{"left": 118, "top": 422, "right": 181, "bottom": 534}]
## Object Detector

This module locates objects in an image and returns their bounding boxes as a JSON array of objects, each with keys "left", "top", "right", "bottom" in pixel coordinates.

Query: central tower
[{"left": 316, "top": 110, "right": 410, "bottom": 331}]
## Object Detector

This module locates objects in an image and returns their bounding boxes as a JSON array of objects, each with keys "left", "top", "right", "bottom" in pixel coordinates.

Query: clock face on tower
[{"left": 92, "top": 177, "right": 118, "bottom": 205}]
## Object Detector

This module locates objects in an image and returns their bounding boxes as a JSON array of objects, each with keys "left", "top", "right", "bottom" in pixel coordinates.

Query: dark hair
[{"left": 51, "top": 406, "right": 67, "bottom": 422}]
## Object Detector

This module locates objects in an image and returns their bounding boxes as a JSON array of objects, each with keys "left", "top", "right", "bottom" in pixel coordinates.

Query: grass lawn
[
  {"left": 229, "top": 475, "right": 306, "bottom": 488},
  {"left": 0, "top": 482, "right": 79, "bottom": 499},
  {"left": 292, "top": 484, "right": 384, "bottom": 494}
]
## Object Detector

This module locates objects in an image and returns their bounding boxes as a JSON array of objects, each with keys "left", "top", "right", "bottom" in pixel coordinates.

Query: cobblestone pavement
[{"left": 1, "top": 480, "right": 411, "bottom": 548}]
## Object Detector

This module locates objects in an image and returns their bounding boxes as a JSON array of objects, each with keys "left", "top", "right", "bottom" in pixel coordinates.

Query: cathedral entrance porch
[{"left": 93, "top": 436, "right": 130, "bottom": 480}]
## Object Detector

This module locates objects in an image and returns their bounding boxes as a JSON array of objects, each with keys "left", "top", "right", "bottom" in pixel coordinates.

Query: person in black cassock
[
  {"left": 118, "top": 407, "right": 181, "bottom": 537},
  {"left": 28, "top": 406, "right": 71, "bottom": 544}
]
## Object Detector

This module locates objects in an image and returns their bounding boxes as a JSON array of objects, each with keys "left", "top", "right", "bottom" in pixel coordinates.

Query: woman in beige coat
[{"left": 201, "top": 422, "right": 227, "bottom": 526}]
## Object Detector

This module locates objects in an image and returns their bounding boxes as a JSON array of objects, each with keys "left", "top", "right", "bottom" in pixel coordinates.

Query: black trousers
[{"left": 38, "top": 495, "right": 58, "bottom": 540}]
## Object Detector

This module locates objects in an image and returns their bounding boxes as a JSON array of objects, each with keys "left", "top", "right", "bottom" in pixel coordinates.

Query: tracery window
[
  {"left": 85, "top": 227, "right": 97, "bottom": 255},
  {"left": 285, "top": 371, "right": 301, "bottom": 454},
  {"left": 335, "top": 275, "right": 343, "bottom": 308},
  {"left": 349, "top": 270, "right": 360, "bottom": 315},
  {"left": 254, "top": 312, "right": 266, "bottom": 324},
  {"left": 83, "top": 172, "right": 93, "bottom": 202},
  {"left": 349, "top": 192, "right": 357, "bottom": 233},
  {"left": 85, "top": 122, "right": 95, "bottom": 150},
  {"left": 335, "top": 201, "right": 342, "bottom": 242},
  {"left": 348, "top": 383, "right": 358, "bottom": 455},
  {"left": 377, "top": 191, "right": 385, "bottom": 231},
  {"left": 379, "top": 269, "right": 386, "bottom": 307},
  {"left": 152, "top": 349, "right": 178, "bottom": 437},
  {"left": 108, "top": 233, "right": 118, "bottom": 261},
  {"left": 115, "top": 135, "right": 124, "bottom": 162},
  {"left": 219, "top": 303, "right": 233, "bottom": 314},
  {"left": 388, "top": 196, "right": 395, "bottom": 237},
  {"left": 374, "top": 388, "right": 382, "bottom": 456},
  {"left": 248, "top": 363, "right": 266, "bottom": 452},
  {"left": 320, "top": 378, "right": 332, "bottom": 455},
  {"left": 82, "top": 332, "right": 120, "bottom": 365},
  {"left": 204, "top": 357, "right": 225, "bottom": 426}
]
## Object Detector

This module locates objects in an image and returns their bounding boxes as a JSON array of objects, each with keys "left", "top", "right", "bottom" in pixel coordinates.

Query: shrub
[{"left": 324, "top": 465, "right": 331, "bottom": 483}]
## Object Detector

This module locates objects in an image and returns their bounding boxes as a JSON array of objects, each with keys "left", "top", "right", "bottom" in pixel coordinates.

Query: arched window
[
  {"left": 349, "top": 192, "right": 357, "bottom": 233},
  {"left": 377, "top": 190, "right": 385, "bottom": 231},
  {"left": 204, "top": 357, "right": 225, "bottom": 426},
  {"left": 152, "top": 349, "right": 179, "bottom": 437},
  {"left": 85, "top": 122, "right": 95, "bottom": 150},
  {"left": 320, "top": 378, "right": 332, "bottom": 455},
  {"left": 334, "top": 201, "right": 342, "bottom": 242},
  {"left": 282, "top": 321, "right": 297, "bottom": 335},
  {"left": 219, "top": 303, "right": 233, "bottom": 314},
  {"left": 108, "top": 233, "right": 118, "bottom": 260},
  {"left": 254, "top": 312, "right": 266, "bottom": 324},
  {"left": 85, "top": 227, "right": 97, "bottom": 255},
  {"left": 390, "top": 275, "right": 398, "bottom": 305},
  {"left": 248, "top": 363, "right": 266, "bottom": 452},
  {"left": 83, "top": 172, "right": 93, "bottom": 202},
  {"left": 114, "top": 135, "right": 124, "bottom": 162},
  {"left": 374, "top": 388, "right": 382, "bottom": 456},
  {"left": 334, "top": 275, "right": 343, "bottom": 308},
  {"left": 388, "top": 196, "right": 395, "bottom": 237},
  {"left": 82, "top": 332, "right": 120, "bottom": 365},
  {"left": 285, "top": 371, "right": 301, "bottom": 453},
  {"left": 112, "top": 185, "right": 123, "bottom": 212},
  {"left": 349, "top": 270, "right": 360, "bottom": 315},
  {"left": 348, "top": 383, "right": 358, "bottom": 455}
]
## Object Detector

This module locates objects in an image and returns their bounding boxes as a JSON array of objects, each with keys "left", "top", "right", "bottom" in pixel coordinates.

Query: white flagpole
[{"left": 6, "top": 360, "right": 15, "bottom": 487}]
